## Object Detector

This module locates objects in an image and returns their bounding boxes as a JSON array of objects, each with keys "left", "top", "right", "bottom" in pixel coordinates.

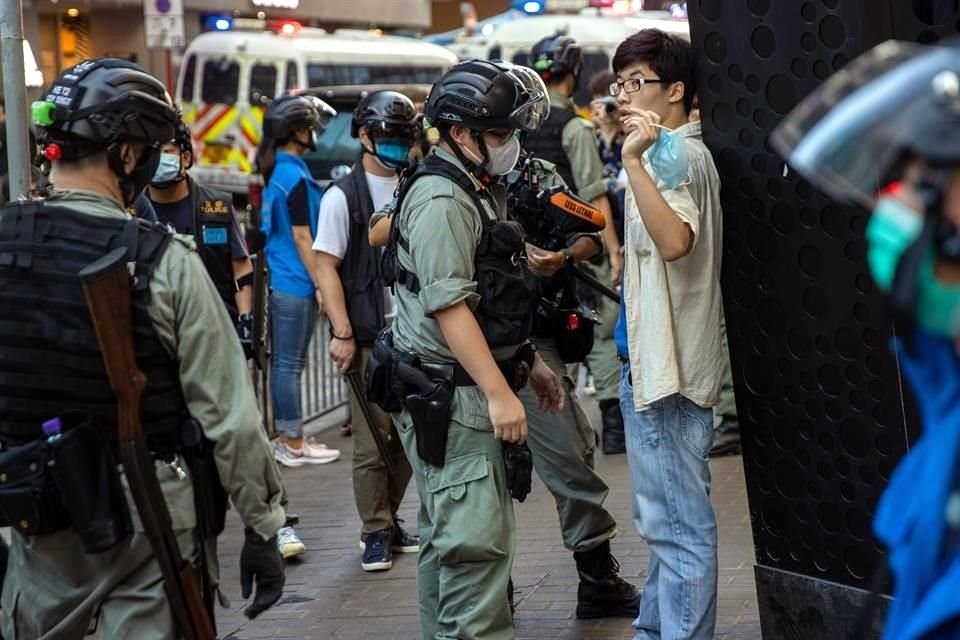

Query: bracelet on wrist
[{"left": 329, "top": 328, "right": 353, "bottom": 341}]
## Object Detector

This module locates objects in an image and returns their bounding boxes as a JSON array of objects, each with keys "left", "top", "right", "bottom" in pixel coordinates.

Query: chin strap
[{"left": 439, "top": 128, "right": 492, "bottom": 187}]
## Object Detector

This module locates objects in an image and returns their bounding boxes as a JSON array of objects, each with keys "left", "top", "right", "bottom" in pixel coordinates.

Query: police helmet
[
  {"left": 530, "top": 35, "right": 583, "bottom": 84},
  {"left": 172, "top": 116, "right": 194, "bottom": 168},
  {"left": 32, "top": 57, "right": 176, "bottom": 160},
  {"left": 351, "top": 90, "right": 419, "bottom": 140},
  {"left": 263, "top": 93, "right": 336, "bottom": 143},
  {"left": 425, "top": 59, "right": 548, "bottom": 133}
]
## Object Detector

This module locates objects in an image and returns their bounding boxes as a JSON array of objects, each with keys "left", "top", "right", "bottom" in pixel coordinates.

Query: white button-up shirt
[{"left": 622, "top": 120, "right": 725, "bottom": 409}]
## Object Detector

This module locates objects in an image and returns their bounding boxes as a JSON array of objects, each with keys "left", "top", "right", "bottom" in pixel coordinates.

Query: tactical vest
[
  {"left": 0, "top": 202, "right": 189, "bottom": 453},
  {"left": 187, "top": 180, "right": 238, "bottom": 319},
  {"left": 523, "top": 108, "right": 577, "bottom": 192},
  {"left": 384, "top": 154, "right": 541, "bottom": 348},
  {"left": 334, "top": 163, "right": 387, "bottom": 346}
]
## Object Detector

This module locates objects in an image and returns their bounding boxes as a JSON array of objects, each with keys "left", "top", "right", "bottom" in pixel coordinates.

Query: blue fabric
[
  {"left": 875, "top": 330, "right": 960, "bottom": 640},
  {"left": 270, "top": 290, "right": 317, "bottom": 438},
  {"left": 620, "top": 365, "right": 718, "bottom": 640},
  {"left": 614, "top": 296, "right": 629, "bottom": 359},
  {"left": 261, "top": 151, "right": 323, "bottom": 299}
]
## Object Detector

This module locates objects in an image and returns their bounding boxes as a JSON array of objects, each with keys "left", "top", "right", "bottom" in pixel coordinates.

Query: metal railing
[
  {"left": 250, "top": 317, "right": 349, "bottom": 432},
  {"left": 301, "top": 318, "right": 349, "bottom": 422}
]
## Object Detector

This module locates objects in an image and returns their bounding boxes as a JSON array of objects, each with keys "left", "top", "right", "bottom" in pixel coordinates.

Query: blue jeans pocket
[{"left": 678, "top": 396, "right": 713, "bottom": 459}]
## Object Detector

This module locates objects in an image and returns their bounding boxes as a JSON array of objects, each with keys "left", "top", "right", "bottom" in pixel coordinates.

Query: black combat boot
[
  {"left": 599, "top": 399, "right": 626, "bottom": 454},
  {"left": 573, "top": 540, "right": 641, "bottom": 619}
]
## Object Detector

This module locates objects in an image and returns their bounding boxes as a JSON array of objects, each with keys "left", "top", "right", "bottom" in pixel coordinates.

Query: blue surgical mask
[
  {"left": 373, "top": 138, "right": 413, "bottom": 170},
  {"left": 150, "top": 152, "right": 183, "bottom": 187},
  {"left": 644, "top": 126, "right": 689, "bottom": 190},
  {"left": 866, "top": 196, "right": 960, "bottom": 338}
]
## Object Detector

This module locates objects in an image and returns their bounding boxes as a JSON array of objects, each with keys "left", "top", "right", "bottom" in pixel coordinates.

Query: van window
[
  {"left": 285, "top": 61, "right": 299, "bottom": 92},
  {"left": 201, "top": 58, "right": 240, "bottom": 105},
  {"left": 181, "top": 54, "right": 196, "bottom": 102},
  {"left": 306, "top": 64, "right": 443, "bottom": 87},
  {"left": 250, "top": 64, "right": 277, "bottom": 106}
]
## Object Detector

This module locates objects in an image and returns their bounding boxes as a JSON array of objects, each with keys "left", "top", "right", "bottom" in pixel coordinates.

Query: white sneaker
[
  {"left": 274, "top": 440, "right": 307, "bottom": 467},
  {"left": 277, "top": 526, "right": 306, "bottom": 560},
  {"left": 274, "top": 438, "right": 340, "bottom": 466}
]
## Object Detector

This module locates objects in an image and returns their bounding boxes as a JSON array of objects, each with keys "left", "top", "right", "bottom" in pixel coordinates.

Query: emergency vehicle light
[
  {"left": 513, "top": 0, "right": 544, "bottom": 14},
  {"left": 268, "top": 20, "right": 302, "bottom": 35},
  {"left": 203, "top": 15, "right": 233, "bottom": 31}
]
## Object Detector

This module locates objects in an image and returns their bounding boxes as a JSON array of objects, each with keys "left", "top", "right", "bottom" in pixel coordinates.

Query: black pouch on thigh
[
  {"left": 405, "top": 380, "right": 454, "bottom": 468},
  {"left": 47, "top": 411, "right": 132, "bottom": 553},
  {"left": 0, "top": 439, "right": 70, "bottom": 538}
]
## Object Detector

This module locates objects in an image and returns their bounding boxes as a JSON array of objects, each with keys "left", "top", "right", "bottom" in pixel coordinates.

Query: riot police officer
[
  {"left": 385, "top": 59, "right": 564, "bottom": 639},
  {"left": 0, "top": 58, "right": 285, "bottom": 637},
  {"left": 517, "top": 39, "right": 642, "bottom": 616},
  {"left": 314, "top": 90, "right": 420, "bottom": 572}
]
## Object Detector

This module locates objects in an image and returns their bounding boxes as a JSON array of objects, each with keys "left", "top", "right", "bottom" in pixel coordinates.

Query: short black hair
[
  {"left": 588, "top": 70, "right": 617, "bottom": 99},
  {"left": 612, "top": 29, "right": 695, "bottom": 114}
]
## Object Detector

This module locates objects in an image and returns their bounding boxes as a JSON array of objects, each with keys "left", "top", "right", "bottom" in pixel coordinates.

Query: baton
[
  {"left": 346, "top": 371, "right": 396, "bottom": 476},
  {"left": 571, "top": 265, "right": 621, "bottom": 304}
]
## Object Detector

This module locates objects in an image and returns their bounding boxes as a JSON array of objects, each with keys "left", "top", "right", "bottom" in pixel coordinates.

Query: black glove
[
  {"left": 236, "top": 313, "right": 254, "bottom": 360},
  {"left": 503, "top": 442, "right": 533, "bottom": 503},
  {"left": 240, "top": 527, "right": 285, "bottom": 619}
]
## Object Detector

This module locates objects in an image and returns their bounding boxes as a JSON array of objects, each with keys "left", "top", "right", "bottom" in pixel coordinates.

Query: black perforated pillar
[{"left": 686, "top": 1, "right": 960, "bottom": 638}]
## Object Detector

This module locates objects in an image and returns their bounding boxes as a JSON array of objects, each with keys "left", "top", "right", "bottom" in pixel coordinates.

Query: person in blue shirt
[
  {"left": 260, "top": 94, "right": 342, "bottom": 467},
  {"left": 773, "top": 39, "right": 960, "bottom": 640}
]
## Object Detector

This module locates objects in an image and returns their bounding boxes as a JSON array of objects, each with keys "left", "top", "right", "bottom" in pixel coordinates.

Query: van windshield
[
  {"left": 307, "top": 64, "right": 443, "bottom": 86},
  {"left": 201, "top": 57, "right": 240, "bottom": 105}
]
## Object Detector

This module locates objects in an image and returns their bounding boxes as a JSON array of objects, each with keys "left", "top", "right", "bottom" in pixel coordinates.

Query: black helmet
[
  {"left": 425, "top": 59, "right": 548, "bottom": 133},
  {"left": 263, "top": 93, "right": 336, "bottom": 148},
  {"left": 351, "top": 90, "right": 419, "bottom": 140},
  {"left": 31, "top": 57, "right": 177, "bottom": 206},
  {"left": 531, "top": 34, "right": 583, "bottom": 84},
  {"left": 172, "top": 116, "right": 194, "bottom": 168}
]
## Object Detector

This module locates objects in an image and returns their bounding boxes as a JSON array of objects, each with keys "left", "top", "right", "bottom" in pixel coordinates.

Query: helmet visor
[
  {"left": 772, "top": 39, "right": 960, "bottom": 207},
  {"left": 506, "top": 64, "right": 550, "bottom": 132}
]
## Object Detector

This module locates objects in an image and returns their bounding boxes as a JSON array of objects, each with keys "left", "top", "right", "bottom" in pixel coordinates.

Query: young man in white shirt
[
  {"left": 314, "top": 91, "right": 419, "bottom": 573},
  {"left": 613, "top": 29, "right": 724, "bottom": 640}
]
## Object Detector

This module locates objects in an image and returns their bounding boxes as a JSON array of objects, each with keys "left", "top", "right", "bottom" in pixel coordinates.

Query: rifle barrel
[{"left": 570, "top": 265, "right": 621, "bottom": 304}]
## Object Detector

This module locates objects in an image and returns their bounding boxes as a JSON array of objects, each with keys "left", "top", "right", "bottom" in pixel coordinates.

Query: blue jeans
[
  {"left": 270, "top": 290, "right": 316, "bottom": 439},
  {"left": 619, "top": 363, "right": 718, "bottom": 640}
]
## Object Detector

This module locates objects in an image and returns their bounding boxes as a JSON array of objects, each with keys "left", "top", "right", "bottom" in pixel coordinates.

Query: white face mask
[{"left": 484, "top": 135, "right": 521, "bottom": 176}]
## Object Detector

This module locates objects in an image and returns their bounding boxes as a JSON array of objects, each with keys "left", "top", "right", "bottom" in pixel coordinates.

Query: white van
[
  {"left": 176, "top": 23, "right": 458, "bottom": 194},
  {"left": 480, "top": 13, "right": 689, "bottom": 107}
]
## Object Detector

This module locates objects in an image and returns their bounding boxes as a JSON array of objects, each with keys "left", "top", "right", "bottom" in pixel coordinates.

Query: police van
[
  {"left": 488, "top": 13, "right": 689, "bottom": 106},
  {"left": 176, "top": 22, "right": 457, "bottom": 194}
]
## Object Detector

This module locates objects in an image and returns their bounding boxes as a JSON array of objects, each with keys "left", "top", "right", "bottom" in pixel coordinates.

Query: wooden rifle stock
[{"left": 80, "top": 247, "right": 215, "bottom": 640}]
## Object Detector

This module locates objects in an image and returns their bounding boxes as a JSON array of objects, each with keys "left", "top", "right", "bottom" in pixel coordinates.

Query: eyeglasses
[{"left": 608, "top": 77, "right": 664, "bottom": 96}]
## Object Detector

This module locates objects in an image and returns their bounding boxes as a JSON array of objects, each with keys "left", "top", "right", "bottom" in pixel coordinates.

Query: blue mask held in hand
[
  {"left": 150, "top": 152, "right": 183, "bottom": 187},
  {"left": 373, "top": 138, "right": 413, "bottom": 170},
  {"left": 644, "top": 126, "right": 689, "bottom": 190}
]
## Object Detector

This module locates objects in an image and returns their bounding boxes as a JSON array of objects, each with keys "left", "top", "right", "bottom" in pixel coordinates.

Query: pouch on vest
[
  {"left": 0, "top": 439, "right": 70, "bottom": 538},
  {"left": 475, "top": 220, "right": 541, "bottom": 347},
  {"left": 46, "top": 411, "right": 132, "bottom": 553},
  {"left": 539, "top": 300, "right": 598, "bottom": 363}
]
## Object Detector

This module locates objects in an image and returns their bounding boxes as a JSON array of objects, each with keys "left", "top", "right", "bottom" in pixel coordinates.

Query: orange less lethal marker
[{"left": 548, "top": 191, "right": 606, "bottom": 230}]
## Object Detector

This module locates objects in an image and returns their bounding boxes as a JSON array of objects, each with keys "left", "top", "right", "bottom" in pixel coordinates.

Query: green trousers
[
  {"left": 349, "top": 346, "right": 413, "bottom": 539},
  {"left": 581, "top": 260, "right": 622, "bottom": 403},
  {"left": 2, "top": 526, "right": 196, "bottom": 639},
  {"left": 520, "top": 339, "right": 618, "bottom": 551},
  {"left": 396, "top": 407, "right": 516, "bottom": 640}
]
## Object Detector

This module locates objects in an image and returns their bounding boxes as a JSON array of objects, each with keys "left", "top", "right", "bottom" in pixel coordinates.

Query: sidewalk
[{"left": 214, "top": 398, "right": 762, "bottom": 639}]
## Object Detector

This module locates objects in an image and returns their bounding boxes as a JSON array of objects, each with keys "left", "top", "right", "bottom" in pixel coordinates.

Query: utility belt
[
  {"left": 0, "top": 412, "right": 227, "bottom": 553},
  {"left": 365, "top": 328, "right": 535, "bottom": 467}
]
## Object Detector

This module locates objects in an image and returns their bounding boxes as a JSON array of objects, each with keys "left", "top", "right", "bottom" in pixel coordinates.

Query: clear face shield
[
  {"left": 504, "top": 64, "right": 551, "bottom": 133},
  {"left": 305, "top": 95, "right": 337, "bottom": 133},
  {"left": 771, "top": 39, "right": 960, "bottom": 208}
]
